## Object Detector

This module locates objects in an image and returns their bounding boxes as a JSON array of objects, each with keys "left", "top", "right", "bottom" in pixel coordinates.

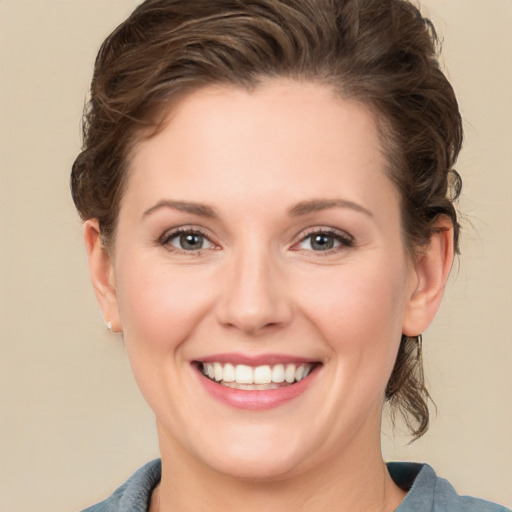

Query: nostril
[{"left": 214, "top": 259, "right": 293, "bottom": 333}]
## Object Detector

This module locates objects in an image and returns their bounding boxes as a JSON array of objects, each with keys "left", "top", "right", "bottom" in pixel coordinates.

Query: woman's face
[{"left": 98, "top": 81, "right": 425, "bottom": 479}]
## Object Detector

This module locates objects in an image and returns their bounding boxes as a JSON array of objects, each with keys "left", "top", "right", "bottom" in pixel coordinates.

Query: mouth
[{"left": 195, "top": 361, "right": 318, "bottom": 390}]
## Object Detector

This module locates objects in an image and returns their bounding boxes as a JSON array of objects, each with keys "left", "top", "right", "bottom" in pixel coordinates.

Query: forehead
[{"left": 124, "top": 80, "right": 397, "bottom": 221}]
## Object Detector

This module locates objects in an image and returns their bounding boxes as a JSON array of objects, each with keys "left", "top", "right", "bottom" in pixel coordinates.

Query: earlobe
[
  {"left": 402, "top": 216, "right": 455, "bottom": 337},
  {"left": 83, "top": 219, "right": 122, "bottom": 332}
]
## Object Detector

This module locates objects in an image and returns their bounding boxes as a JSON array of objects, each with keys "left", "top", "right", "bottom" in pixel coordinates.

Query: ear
[
  {"left": 402, "top": 216, "right": 455, "bottom": 337},
  {"left": 83, "top": 219, "right": 122, "bottom": 332}
]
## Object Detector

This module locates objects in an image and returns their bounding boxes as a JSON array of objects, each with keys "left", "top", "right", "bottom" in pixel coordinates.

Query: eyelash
[
  {"left": 159, "top": 227, "right": 215, "bottom": 253},
  {"left": 159, "top": 227, "right": 354, "bottom": 254},
  {"left": 293, "top": 228, "right": 354, "bottom": 254}
]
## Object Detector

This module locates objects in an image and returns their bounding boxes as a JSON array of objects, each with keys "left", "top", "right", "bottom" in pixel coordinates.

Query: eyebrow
[
  {"left": 143, "top": 200, "right": 218, "bottom": 219},
  {"left": 288, "top": 198, "right": 373, "bottom": 218},
  {"left": 143, "top": 197, "right": 372, "bottom": 220}
]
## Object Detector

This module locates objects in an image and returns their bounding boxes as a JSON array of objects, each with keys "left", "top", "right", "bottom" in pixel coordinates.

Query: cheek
[
  {"left": 113, "top": 258, "right": 219, "bottom": 422},
  {"left": 114, "top": 257, "right": 217, "bottom": 354},
  {"left": 294, "top": 255, "right": 408, "bottom": 365}
]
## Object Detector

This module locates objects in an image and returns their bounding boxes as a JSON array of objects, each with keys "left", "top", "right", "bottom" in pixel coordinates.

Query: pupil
[
  {"left": 180, "top": 233, "right": 203, "bottom": 250},
  {"left": 312, "top": 234, "right": 333, "bottom": 251}
]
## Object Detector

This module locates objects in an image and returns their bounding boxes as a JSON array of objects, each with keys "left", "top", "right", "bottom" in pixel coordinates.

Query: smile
[
  {"left": 194, "top": 355, "right": 321, "bottom": 409},
  {"left": 201, "top": 362, "right": 314, "bottom": 390}
]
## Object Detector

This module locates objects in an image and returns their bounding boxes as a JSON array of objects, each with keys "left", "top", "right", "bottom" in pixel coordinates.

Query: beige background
[{"left": 0, "top": 1, "right": 510, "bottom": 511}]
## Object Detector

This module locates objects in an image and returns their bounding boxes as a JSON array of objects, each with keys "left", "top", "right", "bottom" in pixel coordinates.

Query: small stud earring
[{"left": 105, "top": 320, "right": 112, "bottom": 331}]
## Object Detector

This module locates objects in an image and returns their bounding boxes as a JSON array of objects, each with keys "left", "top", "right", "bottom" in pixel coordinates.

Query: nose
[{"left": 215, "top": 246, "right": 293, "bottom": 335}]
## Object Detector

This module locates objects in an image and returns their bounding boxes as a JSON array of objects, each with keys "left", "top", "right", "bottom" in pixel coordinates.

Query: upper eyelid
[
  {"left": 296, "top": 226, "right": 354, "bottom": 243},
  {"left": 285, "top": 229, "right": 355, "bottom": 258},
  {"left": 160, "top": 225, "right": 211, "bottom": 241},
  {"left": 159, "top": 226, "right": 217, "bottom": 250}
]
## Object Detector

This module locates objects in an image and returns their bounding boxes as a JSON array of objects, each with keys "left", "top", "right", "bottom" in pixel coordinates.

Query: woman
[{"left": 71, "top": 0, "right": 508, "bottom": 511}]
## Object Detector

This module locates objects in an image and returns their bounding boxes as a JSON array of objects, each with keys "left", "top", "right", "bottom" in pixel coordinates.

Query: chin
[
  {"left": 188, "top": 423, "right": 315, "bottom": 482},
  {"left": 207, "top": 451, "right": 307, "bottom": 482}
]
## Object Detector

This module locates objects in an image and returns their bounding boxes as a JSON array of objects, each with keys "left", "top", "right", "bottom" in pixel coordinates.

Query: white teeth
[
  {"left": 235, "top": 364, "right": 253, "bottom": 384},
  {"left": 214, "top": 362, "right": 223, "bottom": 382},
  {"left": 223, "top": 363, "right": 235, "bottom": 382},
  {"left": 271, "top": 364, "right": 285, "bottom": 383},
  {"left": 285, "top": 364, "right": 296, "bottom": 383},
  {"left": 201, "top": 362, "right": 315, "bottom": 386},
  {"left": 253, "top": 365, "right": 272, "bottom": 384}
]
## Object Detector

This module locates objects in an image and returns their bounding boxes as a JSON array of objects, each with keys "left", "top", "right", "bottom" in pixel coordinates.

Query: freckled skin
[{"left": 86, "top": 80, "right": 451, "bottom": 511}]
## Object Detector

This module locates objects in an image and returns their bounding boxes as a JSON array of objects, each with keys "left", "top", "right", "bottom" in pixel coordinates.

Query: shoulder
[
  {"left": 80, "top": 459, "right": 162, "bottom": 512},
  {"left": 388, "top": 462, "right": 510, "bottom": 512}
]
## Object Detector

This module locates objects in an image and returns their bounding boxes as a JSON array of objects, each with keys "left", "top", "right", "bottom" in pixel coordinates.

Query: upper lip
[{"left": 194, "top": 353, "right": 321, "bottom": 366}]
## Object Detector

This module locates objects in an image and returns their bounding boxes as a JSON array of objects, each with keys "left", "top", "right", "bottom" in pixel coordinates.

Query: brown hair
[{"left": 71, "top": 0, "right": 463, "bottom": 439}]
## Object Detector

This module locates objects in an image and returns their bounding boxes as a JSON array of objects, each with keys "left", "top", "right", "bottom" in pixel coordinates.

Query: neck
[{"left": 154, "top": 426, "right": 405, "bottom": 512}]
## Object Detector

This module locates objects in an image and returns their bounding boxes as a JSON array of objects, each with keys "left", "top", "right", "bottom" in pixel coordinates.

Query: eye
[
  {"left": 161, "top": 229, "right": 216, "bottom": 252},
  {"left": 295, "top": 229, "right": 353, "bottom": 252}
]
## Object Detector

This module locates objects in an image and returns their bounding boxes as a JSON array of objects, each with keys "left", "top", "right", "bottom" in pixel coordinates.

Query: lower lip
[{"left": 196, "top": 366, "right": 319, "bottom": 410}]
